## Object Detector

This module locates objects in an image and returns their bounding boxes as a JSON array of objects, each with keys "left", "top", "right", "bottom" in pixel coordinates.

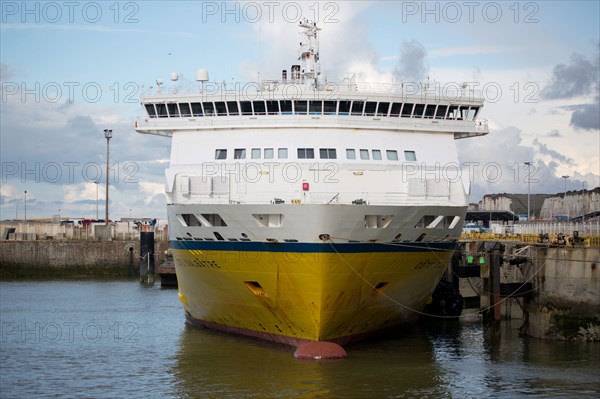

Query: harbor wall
[
  {"left": 524, "top": 246, "right": 600, "bottom": 341},
  {"left": 0, "top": 240, "right": 170, "bottom": 278}
]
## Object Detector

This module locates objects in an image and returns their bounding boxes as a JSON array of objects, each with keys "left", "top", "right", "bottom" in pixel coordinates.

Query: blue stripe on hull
[{"left": 170, "top": 240, "right": 456, "bottom": 253}]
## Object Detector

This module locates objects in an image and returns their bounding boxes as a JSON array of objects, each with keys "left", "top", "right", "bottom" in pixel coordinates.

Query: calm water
[{"left": 1, "top": 280, "right": 598, "bottom": 399}]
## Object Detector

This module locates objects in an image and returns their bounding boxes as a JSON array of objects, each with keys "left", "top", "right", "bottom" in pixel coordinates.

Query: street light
[
  {"left": 524, "top": 162, "right": 532, "bottom": 220},
  {"left": 94, "top": 181, "right": 99, "bottom": 219},
  {"left": 24, "top": 190, "right": 27, "bottom": 222},
  {"left": 104, "top": 129, "right": 113, "bottom": 226},
  {"left": 562, "top": 175, "right": 569, "bottom": 219}
]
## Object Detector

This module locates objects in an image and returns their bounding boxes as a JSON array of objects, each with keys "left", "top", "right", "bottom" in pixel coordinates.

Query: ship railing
[
  {"left": 176, "top": 191, "right": 461, "bottom": 206},
  {"left": 136, "top": 114, "right": 489, "bottom": 134},
  {"left": 141, "top": 80, "right": 485, "bottom": 101}
]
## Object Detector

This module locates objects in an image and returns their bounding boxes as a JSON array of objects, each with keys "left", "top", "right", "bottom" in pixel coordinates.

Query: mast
[{"left": 298, "top": 20, "right": 321, "bottom": 88}]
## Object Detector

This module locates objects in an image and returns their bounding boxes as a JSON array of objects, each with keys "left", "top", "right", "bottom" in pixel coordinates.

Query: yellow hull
[{"left": 173, "top": 242, "right": 452, "bottom": 344}]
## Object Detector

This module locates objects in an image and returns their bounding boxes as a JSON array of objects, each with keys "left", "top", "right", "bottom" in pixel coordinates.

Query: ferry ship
[{"left": 135, "top": 21, "right": 488, "bottom": 357}]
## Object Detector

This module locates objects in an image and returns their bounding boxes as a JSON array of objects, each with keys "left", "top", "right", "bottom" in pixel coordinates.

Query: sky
[{"left": 1, "top": 0, "right": 599, "bottom": 220}]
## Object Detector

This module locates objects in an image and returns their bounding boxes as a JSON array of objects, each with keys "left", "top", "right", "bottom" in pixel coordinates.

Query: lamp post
[
  {"left": 562, "top": 175, "right": 569, "bottom": 219},
  {"left": 104, "top": 129, "right": 113, "bottom": 225},
  {"left": 95, "top": 181, "right": 99, "bottom": 219},
  {"left": 24, "top": 190, "right": 27, "bottom": 222},
  {"left": 524, "top": 162, "right": 532, "bottom": 221}
]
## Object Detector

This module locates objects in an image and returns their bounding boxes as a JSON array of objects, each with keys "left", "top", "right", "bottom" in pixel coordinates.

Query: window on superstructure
[
  {"left": 471, "top": 106, "right": 480, "bottom": 119},
  {"left": 309, "top": 101, "right": 323, "bottom": 115},
  {"left": 203, "top": 102, "right": 215, "bottom": 116},
  {"left": 377, "top": 102, "right": 390, "bottom": 116},
  {"left": 389, "top": 103, "right": 401, "bottom": 117},
  {"left": 156, "top": 103, "right": 168, "bottom": 118},
  {"left": 251, "top": 148, "right": 261, "bottom": 159},
  {"left": 386, "top": 150, "right": 399, "bottom": 161},
  {"left": 404, "top": 151, "right": 416, "bottom": 161},
  {"left": 215, "top": 149, "right": 227, "bottom": 160},
  {"left": 413, "top": 104, "right": 425, "bottom": 118},
  {"left": 346, "top": 149, "right": 356, "bottom": 159},
  {"left": 179, "top": 103, "right": 191, "bottom": 117},
  {"left": 294, "top": 100, "right": 307, "bottom": 115},
  {"left": 297, "top": 148, "right": 314, "bottom": 159},
  {"left": 253, "top": 101, "right": 266, "bottom": 115},
  {"left": 372, "top": 150, "right": 382, "bottom": 160},
  {"left": 264, "top": 148, "right": 274, "bottom": 159},
  {"left": 278, "top": 148, "right": 288, "bottom": 159},
  {"left": 466, "top": 107, "right": 476, "bottom": 121},
  {"left": 234, "top": 149, "right": 246, "bottom": 159},
  {"left": 338, "top": 100, "right": 351, "bottom": 115},
  {"left": 459, "top": 106, "right": 469, "bottom": 120},
  {"left": 144, "top": 104, "right": 156, "bottom": 118},
  {"left": 215, "top": 102, "right": 227, "bottom": 116},
  {"left": 319, "top": 148, "right": 336, "bottom": 159},
  {"left": 191, "top": 102, "right": 203, "bottom": 117},
  {"left": 435, "top": 105, "right": 448, "bottom": 119},
  {"left": 240, "top": 101, "right": 252, "bottom": 115},
  {"left": 266, "top": 100, "right": 279, "bottom": 115},
  {"left": 351, "top": 101, "right": 364, "bottom": 116},
  {"left": 167, "top": 103, "right": 180, "bottom": 117},
  {"left": 401, "top": 103, "right": 414, "bottom": 117},
  {"left": 280, "top": 100, "right": 292, "bottom": 114},
  {"left": 324, "top": 101, "right": 336, "bottom": 115},
  {"left": 227, "top": 101, "right": 239, "bottom": 115},
  {"left": 364, "top": 102, "right": 377, "bottom": 116},
  {"left": 447, "top": 105, "right": 459, "bottom": 119},
  {"left": 424, "top": 104, "right": 436, "bottom": 119},
  {"left": 360, "top": 149, "right": 369, "bottom": 160}
]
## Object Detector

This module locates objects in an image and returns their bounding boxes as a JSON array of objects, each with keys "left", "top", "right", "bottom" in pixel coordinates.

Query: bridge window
[
  {"left": 167, "top": 103, "right": 179, "bottom": 117},
  {"left": 471, "top": 106, "right": 480, "bottom": 119},
  {"left": 280, "top": 100, "right": 292, "bottom": 114},
  {"left": 191, "top": 102, "right": 203, "bottom": 117},
  {"left": 215, "top": 102, "right": 227, "bottom": 116},
  {"left": 324, "top": 101, "right": 336, "bottom": 115},
  {"left": 144, "top": 104, "right": 156, "bottom": 118},
  {"left": 360, "top": 149, "right": 369, "bottom": 160},
  {"left": 297, "top": 148, "right": 314, "bottom": 159},
  {"left": 386, "top": 150, "right": 399, "bottom": 161},
  {"left": 266, "top": 100, "right": 279, "bottom": 115},
  {"left": 156, "top": 103, "right": 168, "bottom": 118},
  {"left": 346, "top": 149, "right": 356, "bottom": 159},
  {"left": 203, "top": 102, "right": 215, "bottom": 116},
  {"left": 338, "top": 100, "right": 351, "bottom": 115},
  {"left": 179, "top": 103, "right": 191, "bottom": 117},
  {"left": 240, "top": 101, "right": 252, "bottom": 115},
  {"left": 404, "top": 151, "right": 416, "bottom": 161},
  {"left": 215, "top": 149, "right": 227, "bottom": 160},
  {"left": 251, "top": 148, "right": 261, "bottom": 159},
  {"left": 253, "top": 101, "right": 266, "bottom": 115},
  {"left": 264, "top": 148, "right": 274, "bottom": 159},
  {"left": 227, "top": 101, "right": 239, "bottom": 115},
  {"left": 401, "top": 103, "right": 414, "bottom": 117},
  {"left": 413, "top": 104, "right": 425, "bottom": 118},
  {"left": 294, "top": 100, "right": 307, "bottom": 115},
  {"left": 435, "top": 105, "right": 447, "bottom": 119},
  {"left": 459, "top": 106, "right": 469, "bottom": 120},
  {"left": 424, "top": 104, "right": 436, "bottom": 119},
  {"left": 389, "top": 102, "right": 401, "bottom": 117},
  {"left": 364, "top": 101, "right": 377, "bottom": 116},
  {"left": 372, "top": 150, "right": 382, "bottom": 160},
  {"left": 320, "top": 148, "right": 337, "bottom": 159},
  {"left": 278, "top": 148, "right": 288, "bottom": 159},
  {"left": 447, "top": 105, "right": 459, "bottom": 119},
  {"left": 377, "top": 102, "right": 390, "bottom": 116},
  {"left": 309, "top": 101, "right": 323, "bottom": 115},
  {"left": 234, "top": 149, "right": 246, "bottom": 159},
  {"left": 351, "top": 101, "right": 364, "bottom": 116}
]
